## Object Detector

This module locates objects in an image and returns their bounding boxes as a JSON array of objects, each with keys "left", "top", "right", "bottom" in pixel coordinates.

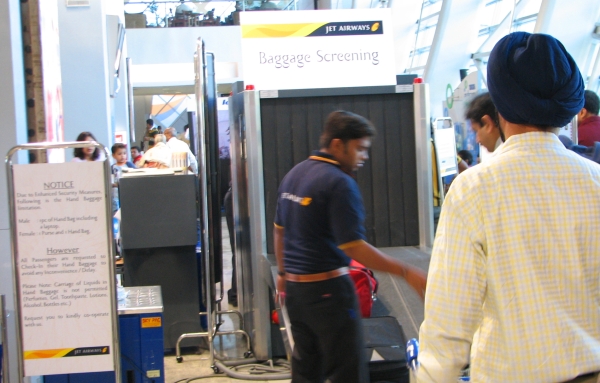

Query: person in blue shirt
[
  {"left": 274, "top": 110, "right": 427, "bottom": 383},
  {"left": 110, "top": 143, "right": 136, "bottom": 214}
]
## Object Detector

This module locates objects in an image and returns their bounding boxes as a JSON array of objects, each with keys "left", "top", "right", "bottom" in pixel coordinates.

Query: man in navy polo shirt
[{"left": 274, "top": 110, "right": 427, "bottom": 383}]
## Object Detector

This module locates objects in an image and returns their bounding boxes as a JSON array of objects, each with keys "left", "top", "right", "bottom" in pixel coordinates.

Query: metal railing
[{"left": 1, "top": 295, "right": 8, "bottom": 383}]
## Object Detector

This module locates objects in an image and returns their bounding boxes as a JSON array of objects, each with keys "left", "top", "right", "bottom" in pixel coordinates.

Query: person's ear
[
  {"left": 577, "top": 108, "right": 587, "bottom": 121},
  {"left": 329, "top": 138, "right": 344, "bottom": 153},
  {"left": 480, "top": 114, "right": 495, "bottom": 131}
]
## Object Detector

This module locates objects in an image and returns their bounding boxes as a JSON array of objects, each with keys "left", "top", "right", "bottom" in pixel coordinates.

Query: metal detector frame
[
  {"left": 174, "top": 38, "right": 251, "bottom": 370},
  {"left": 5, "top": 141, "right": 120, "bottom": 382}
]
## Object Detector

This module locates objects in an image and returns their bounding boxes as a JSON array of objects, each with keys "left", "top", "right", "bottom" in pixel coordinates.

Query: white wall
[
  {"left": 106, "top": 13, "right": 132, "bottom": 152},
  {"left": 535, "top": 0, "right": 600, "bottom": 66},
  {"left": 57, "top": 0, "right": 113, "bottom": 155},
  {"left": 423, "top": 0, "right": 483, "bottom": 119},
  {"left": 391, "top": 0, "right": 424, "bottom": 75},
  {"left": 127, "top": 26, "right": 242, "bottom": 66},
  {"left": 0, "top": 0, "right": 29, "bottom": 380},
  {"left": 126, "top": 26, "right": 244, "bottom": 139}
]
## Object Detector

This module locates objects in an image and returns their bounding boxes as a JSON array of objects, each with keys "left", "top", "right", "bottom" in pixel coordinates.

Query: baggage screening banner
[{"left": 240, "top": 9, "right": 397, "bottom": 90}]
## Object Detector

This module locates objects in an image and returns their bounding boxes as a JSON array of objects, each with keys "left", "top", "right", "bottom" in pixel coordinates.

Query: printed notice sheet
[{"left": 12, "top": 162, "right": 114, "bottom": 376}]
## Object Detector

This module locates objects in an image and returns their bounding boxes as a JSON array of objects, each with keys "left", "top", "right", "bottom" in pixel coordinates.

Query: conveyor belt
[{"left": 371, "top": 246, "right": 430, "bottom": 341}]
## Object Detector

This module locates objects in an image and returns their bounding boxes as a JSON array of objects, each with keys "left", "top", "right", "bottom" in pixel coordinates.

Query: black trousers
[{"left": 286, "top": 275, "right": 369, "bottom": 383}]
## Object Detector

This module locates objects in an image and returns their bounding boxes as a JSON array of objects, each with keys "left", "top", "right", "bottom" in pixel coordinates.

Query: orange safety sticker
[{"left": 141, "top": 317, "right": 162, "bottom": 328}]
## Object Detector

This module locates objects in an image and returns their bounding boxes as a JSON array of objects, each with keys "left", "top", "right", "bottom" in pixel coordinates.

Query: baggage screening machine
[{"left": 229, "top": 77, "right": 435, "bottom": 360}]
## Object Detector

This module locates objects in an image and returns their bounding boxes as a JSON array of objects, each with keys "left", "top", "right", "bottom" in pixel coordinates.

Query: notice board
[{"left": 11, "top": 161, "right": 116, "bottom": 377}]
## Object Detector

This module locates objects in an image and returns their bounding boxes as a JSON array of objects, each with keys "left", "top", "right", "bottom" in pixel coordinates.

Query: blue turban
[{"left": 487, "top": 32, "right": 584, "bottom": 127}]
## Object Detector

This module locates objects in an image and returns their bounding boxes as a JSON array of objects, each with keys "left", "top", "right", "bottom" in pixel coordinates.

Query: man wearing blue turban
[{"left": 418, "top": 32, "right": 600, "bottom": 383}]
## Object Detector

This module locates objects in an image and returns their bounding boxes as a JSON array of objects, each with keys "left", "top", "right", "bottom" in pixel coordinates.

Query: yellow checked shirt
[{"left": 418, "top": 132, "right": 600, "bottom": 383}]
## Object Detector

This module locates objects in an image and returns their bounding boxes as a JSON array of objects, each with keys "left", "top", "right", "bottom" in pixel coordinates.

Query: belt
[{"left": 285, "top": 267, "right": 349, "bottom": 283}]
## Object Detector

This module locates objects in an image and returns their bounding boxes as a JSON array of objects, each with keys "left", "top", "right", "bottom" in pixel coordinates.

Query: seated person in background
[
  {"left": 466, "top": 92, "right": 503, "bottom": 156},
  {"left": 164, "top": 127, "right": 198, "bottom": 174},
  {"left": 72, "top": 131, "right": 106, "bottom": 162},
  {"left": 457, "top": 150, "right": 473, "bottom": 166},
  {"left": 130, "top": 145, "right": 143, "bottom": 166},
  {"left": 138, "top": 134, "right": 172, "bottom": 169},
  {"left": 577, "top": 90, "right": 600, "bottom": 146},
  {"left": 111, "top": 143, "right": 136, "bottom": 214}
]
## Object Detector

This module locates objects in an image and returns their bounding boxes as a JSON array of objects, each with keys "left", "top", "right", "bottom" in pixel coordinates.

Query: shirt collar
[
  {"left": 309, "top": 151, "right": 340, "bottom": 166},
  {"left": 495, "top": 131, "right": 562, "bottom": 157}
]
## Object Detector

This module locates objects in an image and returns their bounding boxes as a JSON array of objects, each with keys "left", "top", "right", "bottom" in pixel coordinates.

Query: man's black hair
[
  {"left": 111, "top": 143, "right": 126, "bottom": 154},
  {"left": 584, "top": 90, "right": 600, "bottom": 116},
  {"left": 466, "top": 92, "right": 498, "bottom": 127},
  {"left": 319, "top": 110, "right": 376, "bottom": 149},
  {"left": 131, "top": 145, "right": 141, "bottom": 152},
  {"left": 146, "top": 118, "right": 154, "bottom": 126},
  {"left": 457, "top": 150, "right": 473, "bottom": 166}
]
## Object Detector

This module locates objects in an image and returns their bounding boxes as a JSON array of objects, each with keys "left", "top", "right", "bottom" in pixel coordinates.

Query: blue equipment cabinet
[{"left": 44, "top": 286, "right": 164, "bottom": 383}]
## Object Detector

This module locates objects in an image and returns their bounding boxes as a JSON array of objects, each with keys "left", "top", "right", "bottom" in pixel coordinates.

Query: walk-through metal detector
[
  {"left": 174, "top": 38, "right": 252, "bottom": 370},
  {"left": 229, "top": 78, "right": 434, "bottom": 360}
]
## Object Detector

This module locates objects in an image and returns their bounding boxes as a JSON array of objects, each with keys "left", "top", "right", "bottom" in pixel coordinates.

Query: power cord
[
  {"left": 172, "top": 374, "right": 226, "bottom": 383},
  {"left": 174, "top": 358, "right": 291, "bottom": 382}
]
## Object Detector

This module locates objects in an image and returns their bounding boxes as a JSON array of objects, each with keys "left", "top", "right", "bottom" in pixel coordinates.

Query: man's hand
[
  {"left": 403, "top": 265, "right": 427, "bottom": 301},
  {"left": 274, "top": 225, "right": 286, "bottom": 304},
  {"left": 343, "top": 240, "right": 427, "bottom": 301},
  {"left": 276, "top": 274, "right": 286, "bottom": 304}
]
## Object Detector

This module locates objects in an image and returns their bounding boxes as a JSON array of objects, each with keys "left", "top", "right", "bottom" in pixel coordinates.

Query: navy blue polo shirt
[{"left": 274, "top": 151, "right": 367, "bottom": 274}]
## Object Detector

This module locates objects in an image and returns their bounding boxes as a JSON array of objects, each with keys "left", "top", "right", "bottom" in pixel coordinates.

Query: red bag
[{"left": 349, "top": 260, "right": 378, "bottom": 318}]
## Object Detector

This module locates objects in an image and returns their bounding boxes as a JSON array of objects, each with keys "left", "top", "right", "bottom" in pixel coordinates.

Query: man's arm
[
  {"left": 342, "top": 242, "right": 427, "bottom": 300},
  {"left": 273, "top": 225, "right": 286, "bottom": 297},
  {"left": 187, "top": 150, "right": 198, "bottom": 174},
  {"left": 417, "top": 188, "right": 486, "bottom": 383}
]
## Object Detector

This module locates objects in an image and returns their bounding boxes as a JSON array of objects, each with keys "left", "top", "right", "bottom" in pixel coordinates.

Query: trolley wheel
[
  {"left": 176, "top": 356, "right": 183, "bottom": 363},
  {"left": 244, "top": 351, "right": 253, "bottom": 358},
  {"left": 211, "top": 365, "right": 220, "bottom": 374}
]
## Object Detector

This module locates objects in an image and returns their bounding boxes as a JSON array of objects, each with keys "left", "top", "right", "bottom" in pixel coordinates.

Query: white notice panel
[
  {"left": 434, "top": 119, "right": 458, "bottom": 178},
  {"left": 240, "top": 9, "right": 397, "bottom": 91},
  {"left": 12, "top": 162, "right": 114, "bottom": 376}
]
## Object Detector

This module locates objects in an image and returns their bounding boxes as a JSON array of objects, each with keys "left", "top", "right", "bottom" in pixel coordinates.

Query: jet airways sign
[{"left": 240, "top": 9, "right": 396, "bottom": 91}]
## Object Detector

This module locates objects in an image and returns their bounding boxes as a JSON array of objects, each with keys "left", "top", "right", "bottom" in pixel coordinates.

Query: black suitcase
[{"left": 362, "top": 316, "right": 409, "bottom": 383}]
